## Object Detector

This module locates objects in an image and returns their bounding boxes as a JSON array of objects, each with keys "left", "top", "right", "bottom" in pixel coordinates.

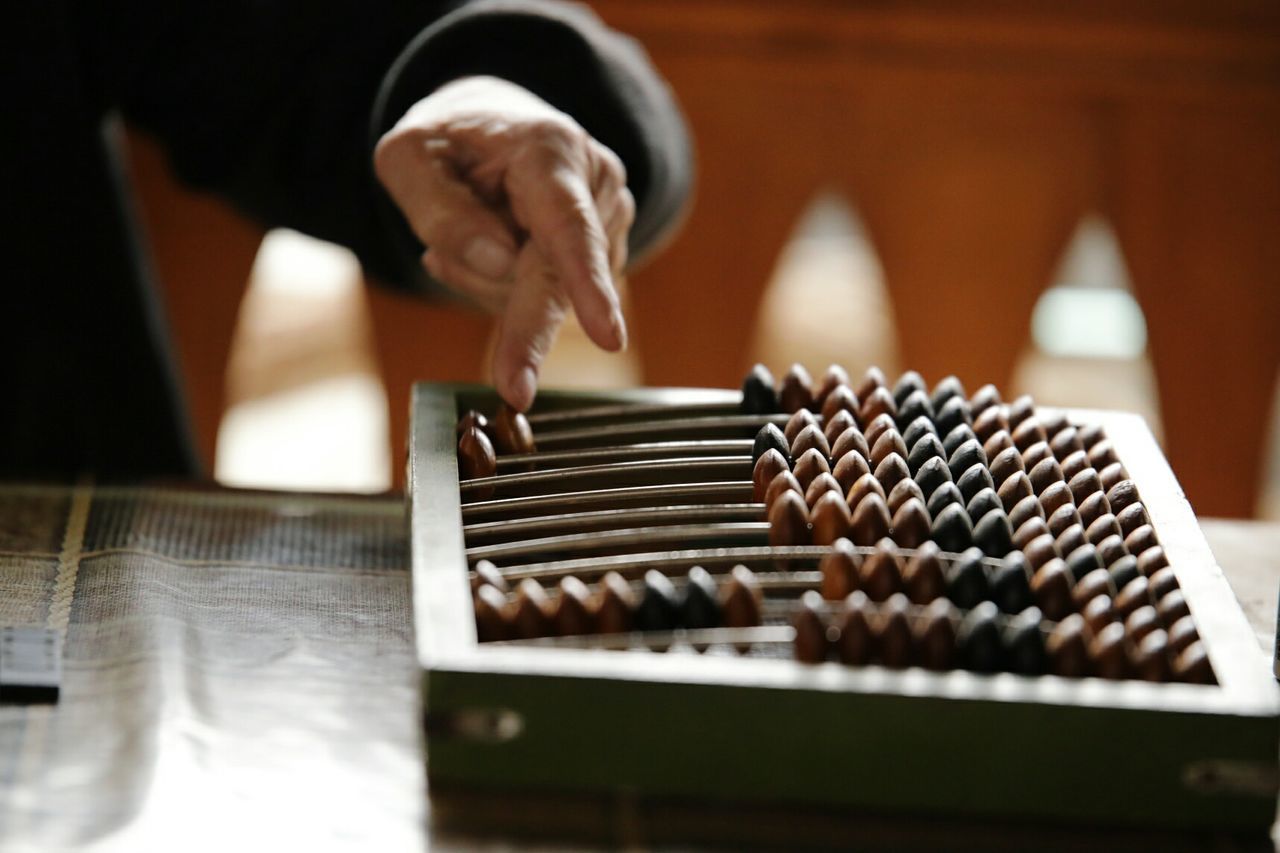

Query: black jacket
[{"left": 5, "top": 0, "right": 690, "bottom": 479}]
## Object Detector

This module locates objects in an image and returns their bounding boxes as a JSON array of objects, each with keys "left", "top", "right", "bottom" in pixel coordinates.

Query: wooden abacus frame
[{"left": 409, "top": 382, "right": 1279, "bottom": 839}]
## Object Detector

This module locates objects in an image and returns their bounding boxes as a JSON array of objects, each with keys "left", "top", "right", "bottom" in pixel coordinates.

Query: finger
[
  {"left": 421, "top": 250, "right": 509, "bottom": 314},
  {"left": 491, "top": 248, "right": 571, "bottom": 411},
  {"left": 374, "top": 133, "right": 520, "bottom": 280},
  {"left": 506, "top": 142, "right": 625, "bottom": 353},
  {"left": 598, "top": 186, "right": 635, "bottom": 278}
]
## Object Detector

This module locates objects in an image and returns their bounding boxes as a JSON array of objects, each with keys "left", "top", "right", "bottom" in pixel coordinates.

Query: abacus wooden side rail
[{"left": 408, "top": 383, "right": 1280, "bottom": 841}]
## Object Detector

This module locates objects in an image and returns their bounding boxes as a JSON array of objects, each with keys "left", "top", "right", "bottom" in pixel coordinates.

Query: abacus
[{"left": 410, "top": 367, "right": 1279, "bottom": 841}]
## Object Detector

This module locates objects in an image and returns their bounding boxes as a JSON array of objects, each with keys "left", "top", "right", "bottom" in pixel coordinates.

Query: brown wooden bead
[
  {"left": 1098, "top": 461, "right": 1128, "bottom": 493},
  {"left": 1031, "top": 558, "right": 1074, "bottom": 620},
  {"left": 1173, "top": 642, "right": 1215, "bottom": 684},
  {"left": 1166, "top": 615, "right": 1199, "bottom": 656},
  {"left": 554, "top": 576, "right": 596, "bottom": 636},
  {"left": 752, "top": 449, "right": 790, "bottom": 502},
  {"left": 1068, "top": 468, "right": 1103, "bottom": 504},
  {"left": 1013, "top": 517, "right": 1051, "bottom": 550},
  {"left": 784, "top": 409, "right": 819, "bottom": 444},
  {"left": 793, "top": 448, "right": 831, "bottom": 492},
  {"left": 969, "top": 384, "right": 1003, "bottom": 416},
  {"left": 1095, "top": 535, "right": 1128, "bottom": 570},
  {"left": 791, "top": 423, "right": 831, "bottom": 461},
  {"left": 458, "top": 426, "right": 498, "bottom": 486},
  {"left": 859, "top": 540, "right": 903, "bottom": 601},
  {"left": 793, "top": 591, "right": 830, "bottom": 663},
  {"left": 820, "top": 384, "right": 860, "bottom": 424},
  {"left": 816, "top": 364, "right": 852, "bottom": 407},
  {"left": 595, "top": 571, "right": 635, "bottom": 634},
  {"left": 870, "top": 430, "right": 908, "bottom": 470},
  {"left": 877, "top": 593, "right": 913, "bottom": 668},
  {"left": 820, "top": 539, "right": 861, "bottom": 600},
  {"left": 891, "top": 498, "right": 932, "bottom": 548},
  {"left": 823, "top": 409, "right": 857, "bottom": 445},
  {"left": 1088, "top": 440, "right": 1121, "bottom": 470},
  {"left": 769, "top": 490, "right": 811, "bottom": 547},
  {"left": 997, "top": 472, "right": 1035, "bottom": 514},
  {"left": 1028, "top": 457, "right": 1065, "bottom": 497},
  {"left": 1037, "top": 480, "right": 1073, "bottom": 517},
  {"left": 1081, "top": 594, "right": 1116, "bottom": 635},
  {"left": 987, "top": 446, "right": 1024, "bottom": 487},
  {"left": 1138, "top": 547, "right": 1171, "bottom": 578},
  {"left": 845, "top": 473, "right": 886, "bottom": 515},
  {"left": 1039, "top": 410, "right": 1070, "bottom": 440},
  {"left": 1008, "top": 494, "right": 1045, "bottom": 531},
  {"left": 1089, "top": 621, "right": 1130, "bottom": 680},
  {"left": 1156, "top": 589, "right": 1191, "bottom": 627},
  {"left": 471, "top": 559, "right": 508, "bottom": 594},
  {"left": 456, "top": 408, "right": 491, "bottom": 438},
  {"left": 1058, "top": 449, "right": 1089, "bottom": 483},
  {"left": 1086, "top": 513, "right": 1122, "bottom": 547},
  {"left": 1055, "top": 526, "right": 1088, "bottom": 563},
  {"left": 1125, "top": 605, "right": 1160, "bottom": 645},
  {"left": 835, "top": 590, "right": 874, "bottom": 665},
  {"left": 1131, "top": 628, "right": 1171, "bottom": 682},
  {"left": 1113, "top": 576, "right": 1151, "bottom": 621},
  {"left": 1006, "top": 395, "right": 1036, "bottom": 429},
  {"left": 1021, "top": 441, "right": 1054, "bottom": 472},
  {"left": 473, "top": 584, "right": 510, "bottom": 643},
  {"left": 1051, "top": 429, "right": 1086, "bottom": 464},
  {"left": 1023, "top": 533, "right": 1061, "bottom": 572},
  {"left": 1147, "top": 565, "right": 1179, "bottom": 601},
  {"left": 874, "top": 453, "right": 912, "bottom": 494},
  {"left": 860, "top": 386, "right": 898, "bottom": 426},
  {"left": 971, "top": 406, "right": 1009, "bottom": 445},
  {"left": 764, "top": 470, "right": 804, "bottom": 515},
  {"left": 1076, "top": 491, "right": 1112, "bottom": 529},
  {"left": 1046, "top": 503, "right": 1083, "bottom": 539},
  {"left": 1107, "top": 480, "right": 1142, "bottom": 515},
  {"left": 810, "top": 490, "right": 852, "bottom": 546},
  {"left": 915, "top": 598, "right": 958, "bottom": 670},
  {"left": 903, "top": 541, "right": 948, "bottom": 605},
  {"left": 855, "top": 365, "right": 888, "bottom": 401},
  {"left": 831, "top": 426, "right": 871, "bottom": 464},
  {"left": 1124, "top": 524, "right": 1159, "bottom": 557},
  {"left": 492, "top": 404, "right": 536, "bottom": 454},
  {"left": 864, "top": 413, "right": 897, "bottom": 451},
  {"left": 1072, "top": 568, "right": 1115, "bottom": 611},
  {"left": 1047, "top": 614, "right": 1092, "bottom": 678},
  {"left": 983, "top": 430, "right": 1015, "bottom": 461},
  {"left": 722, "top": 565, "right": 763, "bottom": 653},
  {"left": 1012, "top": 417, "right": 1048, "bottom": 453},
  {"left": 887, "top": 478, "right": 926, "bottom": 516},
  {"left": 1077, "top": 422, "right": 1107, "bottom": 450},
  {"left": 780, "top": 363, "right": 816, "bottom": 414},
  {"left": 1116, "top": 502, "right": 1151, "bottom": 537},
  {"left": 832, "top": 450, "right": 873, "bottom": 494},
  {"left": 510, "top": 578, "right": 554, "bottom": 640},
  {"left": 850, "top": 493, "right": 892, "bottom": 546},
  {"left": 804, "top": 472, "right": 843, "bottom": 507}
]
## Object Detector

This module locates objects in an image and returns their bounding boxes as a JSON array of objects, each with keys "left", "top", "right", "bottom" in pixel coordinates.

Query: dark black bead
[
  {"left": 752, "top": 423, "right": 791, "bottom": 466},
  {"left": 1002, "top": 607, "right": 1047, "bottom": 675},
  {"left": 895, "top": 389, "right": 935, "bottom": 432},
  {"left": 742, "top": 364, "right": 780, "bottom": 415},
  {"left": 934, "top": 396, "right": 973, "bottom": 439},
  {"left": 956, "top": 464, "right": 996, "bottom": 506},
  {"left": 930, "top": 375, "right": 967, "bottom": 413},
  {"left": 991, "top": 552, "right": 1034, "bottom": 614},
  {"left": 931, "top": 502, "right": 973, "bottom": 553},
  {"left": 1065, "top": 544, "right": 1104, "bottom": 585},
  {"left": 914, "top": 455, "right": 952, "bottom": 499},
  {"left": 892, "top": 371, "right": 927, "bottom": 408},
  {"left": 635, "top": 570, "right": 681, "bottom": 632},
  {"left": 942, "top": 424, "right": 979, "bottom": 459},
  {"left": 957, "top": 601, "right": 1003, "bottom": 673},
  {"left": 948, "top": 438, "right": 988, "bottom": 481},
  {"left": 966, "top": 488, "right": 1003, "bottom": 525},
  {"left": 681, "top": 566, "right": 722, "bottom": 630},
  {"left": 907, "top": 434, "right": 946, "bottom": 476},
  {"left": 973, "top": 509, "right": 1015, "bottom": 558},
  {"left": 926, "top": 481, "right": 964, "bottom": 519},
  {"left": 1108, "top": 555, "right": 1140, "bottom": 592},
  {"left": 902, "top": 416, "right": 938, "bottom": 453},
  {"left": 945, "top": 547, "right": 989, "bottom": 609}
]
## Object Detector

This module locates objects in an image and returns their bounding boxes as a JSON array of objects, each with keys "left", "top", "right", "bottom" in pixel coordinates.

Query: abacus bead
[
  {"left": 1006, "top": 395, "right": 1036, "bottom": 429},
  {"left": 1052, "top": 430, "right": 1086, "bottom": 465},
  {"left": 887, "top": 478, "right": 927, "bottom": 516},
  {"left": 792, "top": 423, "right": 832, "bottom": 461},
  {"left": 511, "top": 579, "right": 554, "bottom": 639},
  {"left": 946, "top": 547, "right": 990, "bottom": 609},
  {"left": 1098, "top": 462, "right": 1128, "bottom": 493},
  {"left": 1008, "top": 494, "right": 1046, "bottom": 531},
  {"left": 970, "top": 383, "right": 1002, "bottom": 415},
  {"left": 916, "top": 598, "right": 958, "bottom": 670},
  {"left": 456, "top": 409, "right": 491, "bottom": 438},
  {"left": 742, "top": 364, "right": 780, "bottom": 414},
  {"left": 810, "top": 490, "right": 853, "bottom": 545},
  {"left": 854, "top": 365, "right": 888, "bottom": 401},
  {"left": 752, "top": 449, "right": 789, "bottom": 502},
  {"left": 1028, "top": 458, "right": 1065, "bottom": 496},
  {"left": 1125, "top": 605, "right": 1161, "bottom": 645},
  {"left": 1023, "top": 534, "right": 1060, "bottom": 572},
  {"left": 1148, "top": 565, "right": 1179, "bottom": 601},
  {"left": 1086, "top": 514, "right": 1122, "bottom": 547},
  {"left": 805, "top": 472, "right": 843, "bottom": 507},
  {"left": 907, "top": 433, "right": 946, "bottom": 476},
  {"left": 823, "top": 409, "right": 858, "bottom": 446},
  {"left": 1113, "top": 576, "right": 1150, "bottom": 621},
  {"left": 1132, "top": 629, "right": 1171, "bottom": 682},
  {"left": 554, "top": 576, "right": 597, "bottom": 636},
  {"left": 998, "top": 472, "right": 1035, "bottom": 514},
  {"left": 635, "top": 570, "right": 681, "bottom": 633},
  {"left": 860, "top": 386, "right": 898, "bottom": 426},
  {"left": 875, "top": 453, "right": 911, "bottom": 494},
  {"left": 1047, "top": 614, "right": 1092, "bottom": 677},
  {"left": 846, "top": 473, "right": 887, "bottom": 512},
  {"left": 831, "top": 427, "right": 871, "bottom": 464},
  {"left": 596, "top": 572, "right": 635, "bottom": 634},
  {"left": 991, "top": 552, "right": 1034, "bottom": 614},
  {"left": 1077, "top": 492, "right": 1112, "bottom": 529},
  {"left": 891, "top": 498, "right": 932, "bottom": 548},
  {"left": 793, "top": 448, "right": 831, "bottom": 492},
  {"left": 966, "top": 488, "right": 1003, "bottom": 525},
  {"left": 474, "top": 585, "right": 510, "bottom": 642},
  {"left": 1095, "top": 534, "right": 1128, "bottom": 570},
  {"left": 820, "top": 385, "right": 861, "bottom": 423},
  {"left": 942, "top": 424, "right": 979, "bottom": 459},
  {"left": 836, "top": 591, "right": 874, "bottom": 665},
  {"left": 752, "top": 423, "right": 791, "bottom": 466},
  {"left": 972, "top": 406, "right": 1008, "bottom": 445},
  {"left": 1117, "top": 502, "right": 1151, "bottom": 537},
  {"left": 780, "top": 363, "right": 815, "bottom": 413},
  {"left": 1068, "top": 468, "right": 1103, "bottom": 504},
  {"left": 1108, "top": 555, "right": 1140, "bottom": 593},
  {"left": 722, "top": 565, "right": 764, "bottom": 651},
  {"left": 1089, "top": 622, "right": 1130, "bottom": 680},
  {"left": 471, "top": 559, "right": 508, "bottom": 594},
  {"left": 784, "top": 409, "right": 819, "bottom": 444},
  {"left": 1077, "top": 422, "right": 1106, "bottom": 450},
  {"left": 1124, "top": 524, "right": 1159, "bottom": 557},
  {"left": 1059, "top": 449, "right": 1089, "bottom": 482},
  {"left": 957, "top": 601, "right": 1003, "bottom": 673},
  {"left": 1012, "top": 417, "right": 1048, "bottom": 453},
  {"left": 973, "top": 510, "right": 1015, "bottom": 558},
  {"left": 934, "top": 396, "right": 973, "bottom": 438},
  {"left": 1088, "top": 440, "right": 1121, "bottom": 470},
  {"left": 989, "top": 446, "right": 1026, "bottom": 487},
  {"left": 816, "top": 364, "right": 851, "bottom": 407},
  {"left": 1107, "top": 480, "right": 1142, "bottom": 515},
  {"left": 769, "top": 490, "right": 811, "bottom": 547},
  {"left": 1060, "top": 536, "right": 1097, "bottom": 579},
  {"left": 983, "top": 430, "right": 1015, "bottom": 460},
  {"left": 860, "top": 540, "right": 904, "bottom": 602},
  {"left": 1072, "top": 567, "right": 1114, "bottom": 610},
  {"left": 948, "top": 439, "right": 987, "bottom": 481},
  {"left": 914, "top": 455, "right": 952, "bottom": 499},
  {"left": 1013, "top": 517, "right": 1051, "bottom": 550},
  {"left": 893, "top": 370, "right": 928, "bottom": 407},
  {"left": 832, "top": 451, "right": 873, "bottom": 493},
  {"left": 493, "top": 405, "right": 536, "bottom": 454},
  {"left": 895, "top": 390, "right": 935, "bottom": 432},
  {"left": 1173, "top": 642, "right": 1215, "bottom": 684},
  {"left": 1039, "top": 410, "right": 1070, "bottom": 440},
  {"left": 1021, "top": 441, "right": 1054, "bottom": 472},
  {"left": 793, "top": 591, "right": 829, "bottom": 663},
  {"left": 1046, "top": 504, "right": 1083, "bottom": 539},
  {"left": 1038, "top": 481, "right": 1073, "bottom": 519},
  {"left": 820, "top": 539, "right": 861, "bottom": 600},
  {"left": 956, "top": 464, "right": 995, "bottom": 506},
  {"left": 877, "top": 593, "right": 914, "bottom": 668},
  {"left": 850, "top": 494, "right": 892, "bottom": 546},
  {"left": 1031, "top": 559, "right": 1074, "bottom": 620},
  {"left": 1138, "top": 547, "right": 1171, "bottom": 578},
  {"left": 872, "top": 434, "right": 908, "bottom": 480},
  {"left": 902, "top": 415, "right": 939, "bottom": 451},
  {"left": 930, "top": 375, "right": 967, "bottom": 412},
  {"left": 926, "top": 482, "right": 965, "bottom": 520},
  {"left": 1157, "top": 590, "right": 1191, "bottom": 626},
  {"left": 864, "top": 413, "right": 897, "bottom": 450},
  {"left": 931, "top": 503, "right": 973, "bottom": 552},
  {"left": 1003, "top": 607, "right": 1049, "bottom": 675},
  {"left": 1167, "top": 615, "right": 1200, "bottom": 656},
  {"left": 683, "top": 567, "right": 722, "bottom": 630},
  {"left": 765, "top": 470, "right": 804, "bottom": 514},
  {"left": 459, "top": 426, "right": 498, "bottom": 481},
  {"left": 904, "top": 541, "right": 948, "bottom": 604},
  {"left": 1081, "top": 594, "right": 1116, "bottom": 635}
]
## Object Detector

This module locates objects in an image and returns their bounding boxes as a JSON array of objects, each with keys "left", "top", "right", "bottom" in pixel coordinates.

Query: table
[{"left": 0, "top": 484, "right": 1275, "bottom": 851}]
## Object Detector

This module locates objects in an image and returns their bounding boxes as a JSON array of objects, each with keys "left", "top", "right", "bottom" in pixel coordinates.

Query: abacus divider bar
[
  {"left": 495, "top": 440, "right": 754, "bottom": 471},
  {"left": 459, "top": 482, "right": 755, "bottom": 522},
  {"left": 488, "top": 626, "right": 796, "bottom": 651}
]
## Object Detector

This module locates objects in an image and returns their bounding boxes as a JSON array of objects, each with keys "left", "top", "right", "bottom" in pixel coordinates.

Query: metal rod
[
  {"left": 461, "top": 457, "right": 752, "bottom": 499},
  {"left": 467, "top": 522, "right": 771, "bottom": 562},
  {"left": 460, "top": 482, "right": 755, "bottom": 522},
  {"left": 495, "top": 440, "right": 753, "bottom": 471},
  {"left": 525, "top": 399, "right": 742, "bottom": 426},
  {"left": 534, "top": 414, "right": 790, "bottom": 448},
  {"left": 463, "top": 504, "right": 765, "bottom": 545}
]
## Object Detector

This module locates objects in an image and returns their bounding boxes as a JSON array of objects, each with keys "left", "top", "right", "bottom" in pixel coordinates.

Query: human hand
[{"left": 374, "top": 75, "right": 634, "bottom": 411}]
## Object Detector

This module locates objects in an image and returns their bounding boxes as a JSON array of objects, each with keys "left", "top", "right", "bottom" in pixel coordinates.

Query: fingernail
[
  {"left": 510, "top": 366, "right": 537, "bottom": 411},
  {"left": 611, "top": 310, "right": 628, "bottom": 352},
  {"left": 464, "top": 236, "right": 515, "bottom": 279}
]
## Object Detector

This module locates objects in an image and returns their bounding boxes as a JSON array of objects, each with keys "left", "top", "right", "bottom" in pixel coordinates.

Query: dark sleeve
[{"left": 112, "top": 0, "right": 692, "bottom": 294}]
